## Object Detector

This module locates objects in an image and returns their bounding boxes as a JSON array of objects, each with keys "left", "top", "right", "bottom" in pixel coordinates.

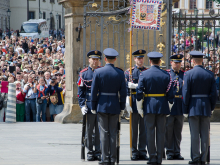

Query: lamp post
[
  {"left": 56, "top": 13, "right": 59, "bottom": 39},
  {"left": 7, "top": 9, "right": 11, "bottom": 38},
  {"left": 50, "top": 12, "right": 53, "bottom": 30},
  {"left": 39, "top": 11, "right": 42, "bottom": 19},
  {"left": 194, "top": 7, "right": 198, "bottom": 42}
]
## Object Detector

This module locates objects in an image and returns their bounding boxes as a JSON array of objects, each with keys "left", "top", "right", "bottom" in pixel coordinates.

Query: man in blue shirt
[
  {"left": 124, "top": 50, "right": 148, "bottom": 160},
  {"left": 77, "top": 50, "right": 102, "bottom": 161},
  {"left": 23, "top": 75, "right": 37, "bottom": 122},
  {"left": 136, "top": 52, "right": 174, "bottom": 165},
  {"left": 165, "top": 54, "right": 184, "bottom": 160},
  {"left": 91, "top": 48, "right": 126, "bottom": 165},
  {"left": 182, "top": 51, "right": 217, "bottom": 165}
]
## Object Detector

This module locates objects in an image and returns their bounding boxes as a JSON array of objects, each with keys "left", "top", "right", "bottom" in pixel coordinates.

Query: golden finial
[
  {"left": 126, "top": 54, "right": 130, "bottom": 64},
  {"left": 157, "top": 42, "right": 165, "bottom": 53},
  {"left": 92, "top": 3, "right": 98, "bottom": 8},
  {"left": 160, "top": 18, "right": 166, "bottom": 27}
]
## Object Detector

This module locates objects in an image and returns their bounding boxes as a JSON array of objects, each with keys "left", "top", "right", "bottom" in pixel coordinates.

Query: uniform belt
[
  {"left": 191, "top": 94, "right": 209, "bottom": 97},
  {"left": 100, "top": 92, "right": 117, "bottom": 96},
  {"left": 144, "top": 94, "right": 166, "bottom": 97},
  {"left": 131, "top": 92, "right": 136, "bottom": 95},
  {"left": 175, "top": 95, "right": 182, "bottom": 98}
]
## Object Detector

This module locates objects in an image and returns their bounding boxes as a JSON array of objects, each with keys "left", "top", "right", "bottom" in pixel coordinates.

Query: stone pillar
[{"left": 55, "top": 0, "right": 85, "bottom": 123}]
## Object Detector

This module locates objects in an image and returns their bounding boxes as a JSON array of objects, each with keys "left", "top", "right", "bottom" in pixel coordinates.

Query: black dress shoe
[
  {"left": 139, "top": 155, "right": 149, "bottom": 160},
  {"left": 167, "top": 155, "right": 174, "bottom": 160},
  {"left": 110, "top": 162, "right": 115, "bottom": 165},
  {"left": 188, "top": 160, "right": 201, "bottom": 164},
  {"left": 146, "top": 162, "right": 157, "bottom": 165},
  {"left": 200, "top": 161, "right": 206, "bottom": 165},
  {"left": 87, "top": 156, "right": 95, "bottom": 161},
  {"left": 157, "top": 163, "right": 162, "bottom": 165},
  {"left": 131, "top": 155, "right": 139, "bottom": 160},
  {"left": 98, "top": 161, "right": 109, "bottom": 165},
  {"left": 174, "top": 154, "right": 184, "bottom": 160},
  {"left": 95, "top": 155, "right": 101, "bottom": 161}
]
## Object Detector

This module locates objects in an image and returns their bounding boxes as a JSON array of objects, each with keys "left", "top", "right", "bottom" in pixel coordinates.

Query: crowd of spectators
[
  {"left": 0, "top": 31, "right": 66, "bottom": 122},
  {"left": 172, "top": 30, "right": 220, "bottom": 98}
]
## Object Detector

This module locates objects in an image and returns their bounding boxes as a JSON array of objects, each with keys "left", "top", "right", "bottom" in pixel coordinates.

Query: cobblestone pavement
[{"left": 0, "top": 122, "right": 219, "bottom": 165}]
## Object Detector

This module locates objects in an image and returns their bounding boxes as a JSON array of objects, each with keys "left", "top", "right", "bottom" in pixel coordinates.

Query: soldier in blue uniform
[
  {"left": 124, "top": 49, "right": 148, "bottom": 160},
  {"left": 182, "top": 51, "right": 217, "bottom": 165},
  {"left": 91, "top": 48, "right": 127, "bottom": 165},
  {"left": 77, "top": 50, "right": 102, "bottom": 161},
  {"left": 165, "top": 54, "right": 184, "bottom": 160},
  {"left": 136, "top": 52, "right": 174, "bottom": 165}
]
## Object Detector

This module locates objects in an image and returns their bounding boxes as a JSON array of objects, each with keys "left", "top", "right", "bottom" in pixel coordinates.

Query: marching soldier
[
  {"left": 182, "top": 51, "right": 217, "bottom": 165},
  {"left": 124, "top": 49, "right": 149, "bottom": 160},
  {"left": 91, "top": 48, "right": 127, "bottom": 165},
  {"left": 78, "top": 50, "right": 102, "bottom": 161},
  {"left": 136, "top": 52, "right": 174, "bottom": 165},
  {"left": 165, "top": 54, "right": 184, "bottom": 160}
]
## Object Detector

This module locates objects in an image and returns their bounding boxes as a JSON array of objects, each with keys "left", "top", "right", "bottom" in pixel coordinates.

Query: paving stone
[{"left": 0, "top": 122, "right": 219, "bottom": 164}]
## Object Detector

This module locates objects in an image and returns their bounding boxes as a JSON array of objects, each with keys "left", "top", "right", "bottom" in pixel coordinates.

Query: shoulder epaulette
[
  {"left": 126, "top": 67, "right": 135, "bottom": 71},
  {"left": 116, "top": 67, "right": 124, "bottom": 71},
  {"left": 143, "top": 67, "right": 148, "bottom": 71},
  {"left": 80, "top": 67, "right": 88, "bottom": 73}
]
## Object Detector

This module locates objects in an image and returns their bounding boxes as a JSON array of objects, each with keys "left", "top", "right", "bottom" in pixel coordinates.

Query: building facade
[
  {"left": 10, "top": 0, "right": 64, "bottom": 31},
  {"left": 0, "top": 0, "right": 10, "bottom": 31},
  {"left": 174, "top": 0, "right": 218, "bottom": 13}
]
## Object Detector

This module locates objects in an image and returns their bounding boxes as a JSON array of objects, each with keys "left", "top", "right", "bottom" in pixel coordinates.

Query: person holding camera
[
  {"left": 15, "top": 81, "right": 26, "bottom": 122},
  {"left": 23, "top": 75, "right": 37, "bottom": 122},
  {"left": 34, "top": 77, "right": 48, "bottom": 122},
  {"left": 46, "top": 76, "right": 63, "bottom": 119}
]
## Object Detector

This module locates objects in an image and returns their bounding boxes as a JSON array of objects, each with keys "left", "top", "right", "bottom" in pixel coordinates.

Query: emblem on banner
[{"left": 131, "top": 0, "right": 162, "bottom": 31}]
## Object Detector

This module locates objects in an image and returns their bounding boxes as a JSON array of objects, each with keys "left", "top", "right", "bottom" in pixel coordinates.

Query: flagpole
[{"left": 129, "top": 6, "right": 133, "bottom": 160}]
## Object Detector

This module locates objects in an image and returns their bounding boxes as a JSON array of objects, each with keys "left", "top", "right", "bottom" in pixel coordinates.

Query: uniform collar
[
  {"left": 106, "top": 63, "right": 114, "bottom": 67},
  {"left": 151, "top": 65, "right": 160, "bottom": 68},
  {"left": 171, "top": 68, "right": 180, "bottom": 74},
  {"left": 194, "top": 65, "right": 204, "bottom": 68},
  {"left": 89, "top": 66, "right": 96, "bottom": 72},
  {"left": 135, "top": 65, "right": 144, "bottom": 69}
]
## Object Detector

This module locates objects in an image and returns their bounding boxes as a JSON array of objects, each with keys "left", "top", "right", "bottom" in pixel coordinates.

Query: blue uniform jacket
[
  {"left": 182, "top": 65, "right": 217, "bottom": 117},
  {"left": 169, "top": 69, "right": 184, "bottom": 115},
  {"left": 125, "top": 65, "right": 147, "bottom": 113},
  {"left": 91, "top": 63, "right": 127, "bottom": 114},
  {"left": 77, "top": 66, "right": 99, "bottom": 114},
  {"left": 136, "top": 65, "right": 174, "bottom": 115}
]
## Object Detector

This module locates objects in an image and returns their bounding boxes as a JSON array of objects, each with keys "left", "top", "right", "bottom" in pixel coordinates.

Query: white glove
[
  {"left": 81, "top": 106, "right": 88, "bottom": 115},
  {"left": 128, "top": 82, "right": 138, "bottom": 89},
  {"left": 91, "top": 110, "right": 96, "bottom": 114},
  {"left": 211, "top": 110, "right": 214, "bottom": 115},
  {"left": 168, "top": 102, "right": 173, "bottom": 111},
  {"left": 120, "top": 110, "right": 124, "bottom": 116},
  {"left": 126, "top": 96, "right": 133, "bottom": 114},
  {"left": 136, "top": 99, "right": 144, "bottom": 118},
  {"left": 183, "top": 114, "right": 188, "bottom": 118}
]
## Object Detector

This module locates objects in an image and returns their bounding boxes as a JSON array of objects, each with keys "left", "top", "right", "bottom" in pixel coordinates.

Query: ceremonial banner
[{"left": 131, "top": 0, "right": 162, "bottom": 30}]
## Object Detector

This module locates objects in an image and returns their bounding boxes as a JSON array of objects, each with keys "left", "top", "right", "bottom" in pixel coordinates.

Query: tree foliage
[{"left": 208, "top": 0, "right": 220, "bottom": 4}]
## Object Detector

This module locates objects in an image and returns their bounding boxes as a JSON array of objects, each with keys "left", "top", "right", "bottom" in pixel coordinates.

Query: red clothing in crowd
[
  {"left": 2, "top": 48, "right": 7, "bottom": 54},
  {"left": 16, "top": 92, "right": 26, "bottom": 102}
]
